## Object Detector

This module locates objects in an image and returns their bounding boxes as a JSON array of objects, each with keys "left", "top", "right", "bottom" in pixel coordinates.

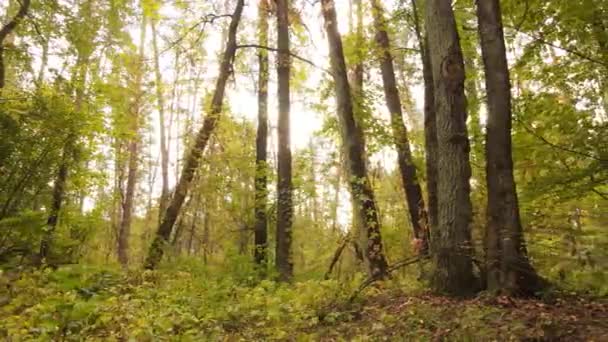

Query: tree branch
[
  {"left": 514, "top": 116, "right": 606, "bottom": 162},
  {"left": 236, "top": 44, "right": 332, "bottom": 74},
  {"left": 0, "top": 0, "right": 31, "bottom": 88},
  {"left": 506, "top": 25, "right": 608, "bottom": 69}
]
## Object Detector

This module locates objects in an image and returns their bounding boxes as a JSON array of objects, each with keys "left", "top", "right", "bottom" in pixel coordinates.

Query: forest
[{"left": 0, "top": 0, "right": 606, "bottom": 340}]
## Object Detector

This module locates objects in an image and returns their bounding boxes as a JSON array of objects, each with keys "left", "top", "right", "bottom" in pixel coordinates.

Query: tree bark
[
  {"left": 411, "top": 0, "right": 438, "bottom": 244},
  {"left": 276, "top": 0, "right": 294, "bottom": 282},
  {"left": 425, "top": 0, "right": 476, "bottom": 296},
  {"left": 151, "top": 19, "right": 170, "bottom": 225},
  {"left": 370, "top": 0, "right": 429, "bottom": 253},
  {"left": 117, "top": 14, "right": 146, "bottom": 267},
  {"left": 38, "top": 31, "right": 90, "bottom": 265},
  {"left": 0, "top": 0, "right": 30, "bottom": 89},
  {"left": 144, "top": 0, "right": 245, "bottom": 269},
  {"left": 477, "top": 0, "right": 542, "bottom": 296},
  {"left": 38, "top": 137, "right": 72, "bottom": 264},
  {"left": 254, "top": 0, "right": 270, "bottom": 269},
  {"left": 321, "top": 0, "right": 389, "bottom": 279}
]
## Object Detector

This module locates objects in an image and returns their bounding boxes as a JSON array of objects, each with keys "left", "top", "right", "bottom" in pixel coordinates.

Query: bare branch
[{"left": 236, "top": 44, "right": 332, "bottom": 74}]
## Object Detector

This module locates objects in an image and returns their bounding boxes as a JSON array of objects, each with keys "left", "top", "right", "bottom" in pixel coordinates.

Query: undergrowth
[{"left": 0, "top": 260, "right": 606, "bottom": 341}]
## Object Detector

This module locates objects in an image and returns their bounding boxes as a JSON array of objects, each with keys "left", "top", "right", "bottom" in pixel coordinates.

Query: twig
[
  {"left": 514, "top": 116, "right": 606, "bottom": 162},
  {"left": 236, "top": 44, "right": 332, "bottom": 74},
  {"left": 507, "top": 25, "right": 608, "bottom": 69}
]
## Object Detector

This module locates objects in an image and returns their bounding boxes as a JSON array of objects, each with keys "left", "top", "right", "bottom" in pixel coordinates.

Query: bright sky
[{"left": 145, "top": 0, "right": 419, "bottom": 226}]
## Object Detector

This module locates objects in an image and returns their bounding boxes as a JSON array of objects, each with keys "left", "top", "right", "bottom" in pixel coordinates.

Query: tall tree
[
  {"left": 38, "top": 0, "right": 96, "bottom": 264},
  {"left": 370, "top": 0, "right": 429, "bottom": 252},
  {"left": 144, "top": 0, "right": 245, "bottom": 269},
  {"left": 349, "top": 0, "right": 367, "bottom": 261},
  {"left": 411, "top": 0, "right": 438, "bottom": 242},
  {"left": 425, "top": 0, "right": 476, "bottom": 295},
  {"left": 254, "top": 0, "right": 270, "bottom": 268},
  {"left": 321, "top": 0, "right": 389, "bottom": 279},
  {"left": 275, "top": 0, "right": 294, "bottom": 281},
  {"left": 477, "top": 0, "right": 543, "bottom": 295},
  {"left": 151, "top": 19, "right": 170, "bottom": 225},
  {"left": 0, "top": 0, "right": 30, "bottom": 89},
  {"left": 118, "top": 14, "right": 147, "bottom": 267}
]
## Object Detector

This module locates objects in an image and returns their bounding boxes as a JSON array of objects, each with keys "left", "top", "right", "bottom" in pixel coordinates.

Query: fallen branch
[
  {"left": 348, "top": 254, "right": 431, "bottom": 302},
  {"left": 324, "top": 234, "right": 351, "bottom": 280}
]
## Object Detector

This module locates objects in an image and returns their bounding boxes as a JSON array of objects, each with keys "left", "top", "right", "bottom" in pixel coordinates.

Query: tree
[
  {"left": 411, "top": 0, "right": 438, "bottom": 241},
  {"left": 321, "top": 0, "right": 389, "bottom": 279},
  {"left": 254, "top": 0, "right": 270, "bottom": 268},
  {"left": 370, "top": 0, "right": 429, "bottom": 252},
  {"left": 38, "top": 0, "right": 98, "bottom": 265},
  {"left": 144, "top": 0, "right": 245, "bottom": 269},
  {"left": 0, "top": 0, "right": 30, "bottom": 89},
  {"left": 151, "top": 18, "right": 170, "bottom": 225},
  {"left": 275, "top": 0, "right": 294, "bottom": 281},
  {"left": 425, "top": 0, "right": 476, "bottom": 295},
  {"left": 477, "top": 0, "right": 543, "bottom": 295}
]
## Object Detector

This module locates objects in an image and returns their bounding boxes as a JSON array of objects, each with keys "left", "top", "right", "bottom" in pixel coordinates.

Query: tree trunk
[
  {"left": 371, "top": 0, "right": 429, "bottom": 253},
  {"left": 254, "top": 0, "right": 270, "bottom": 269},
  {"left": 477, "top": 0, "right": 542, "bottom": 296},
  {"left": 321, "top": 0, "right": 389, "bottom": 279},
  {"left": 412, "top": 0, "right": 438, "bottom": 243},
  {"left": 38, "top": 138, "right": 72, "bottom": 264},
  {"left": 144, "top": 0, "right": 245, "bottom": 270},
  {"left": 425, "top": 0, "right": 476, "bottom": 296},
  {"left": 275, "top": 0, "right": 294, "bottom": 282},
  {"left": 0, "top": 0, "right": 30, "bottom": 89},
  {"left": 151, "top": 19, "right": 170, "bottom": 224},
  {"left": 117, "top": 137, "right": 138, "bottom": 266},
  {"left": 117, "top": 14, "right": 146, "bottom": 267},
  {"left": 38, "top": 35, "right": 90, "bottom": 265}
]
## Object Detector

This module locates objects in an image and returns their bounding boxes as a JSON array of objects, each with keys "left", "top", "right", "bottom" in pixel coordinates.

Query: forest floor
[
  {"left": 312, "top": 291, "right": 608, "bottom": 341},
  {"left": 0, "top": 264, "right": 606, "bottom": 341}
]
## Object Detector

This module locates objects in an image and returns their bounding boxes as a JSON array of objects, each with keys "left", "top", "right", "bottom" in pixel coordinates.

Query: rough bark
[
  {"left": 370, "top": 0, "right": 429, "bottom": 252},
  {"left": 412, "top": 0, "right": 438, "bottom": 244},
  {"left": 425, "top": 0, "right": 476, "bottom": 296},
  {"left": 276, "top": 0, "right": 294, "bottom": 282},
  {"left": 151, "top": 19, "right": 170, "bottom": 224},
  {"left": 0, "top": 0, "right": 30, "bottom": 89},
  {"left": 144, "top": 0, "right": 244, "bottom": 269},
  {"left": 254, "top": 0, "right": 270, "bottom": 269},
  {"left": 321, "top": 0, "right": 389, "bottom": 279},
  {"left": 477, "top": 0, "right": 542, "bottom": 296}
]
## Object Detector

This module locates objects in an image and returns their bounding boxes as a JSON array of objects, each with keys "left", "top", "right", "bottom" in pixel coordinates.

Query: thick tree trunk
[
  {"left": 425, "top": 0, "right": 476, "bottom": 296},
  {"left": 477, "top": 0, "right": 542, "bottom": 296},
  {"left": 254, "top": 0, "right": 270, "bottom": 269},
  {"left": 411, "top": 0, "right": 438, "bottom": 244},
  {"left": 151, "top": 19, "right": 170, "bottom": 224},
  {"left": 321, "top": 0, "right": 389, "bottom": 279},
  {"left": 0, "top": 0, "right": 30, "bottom": 89},
  {"left": 371, "top": 0, "right": 429, "bottom": 253},
  {"left": 276, "top": 0, "right": 294, "bottom": 282},
  {"left": 144, "top": 0, "right": 244, "bottom": 269}
]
